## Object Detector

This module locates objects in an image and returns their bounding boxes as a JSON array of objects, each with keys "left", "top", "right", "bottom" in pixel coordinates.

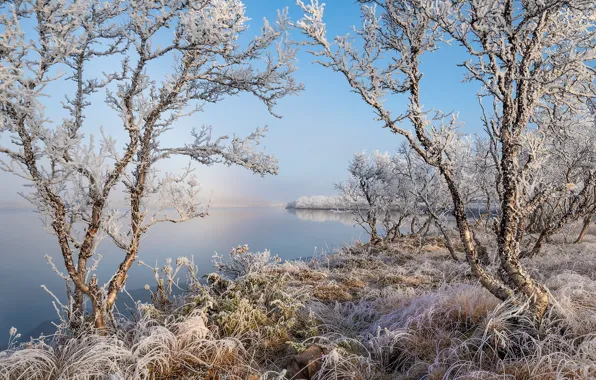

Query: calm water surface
[{"left": 0, "top": 207, "right": 362, "bottom": 339}]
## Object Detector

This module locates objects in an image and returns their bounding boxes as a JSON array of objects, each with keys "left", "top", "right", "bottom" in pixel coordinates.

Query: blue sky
[{"left": 0, "top": 0, "right": 484, "bottom": 207}]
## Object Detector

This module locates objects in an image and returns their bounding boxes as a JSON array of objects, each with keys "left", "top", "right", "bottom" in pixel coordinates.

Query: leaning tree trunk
[
  {"left": 440, "top": 168, "right": 514, "bottom": 302},
  {"left": 417, "top": 216, "right": 432, "bottom": 237},
  {"left": 435, "top": 219, "right": 459, "bottom": 262},
  {"left": 387, "top": 224, "right": 401, "bottom": 242},
  {"left": 388, "top": 215, "right": 405, "bottom": 242},
  {"left": 575, "top": 215, "right": 592, "bottom": 243},
  {"left": 520, "top": 230, "right": 549, "bottom": 259}
]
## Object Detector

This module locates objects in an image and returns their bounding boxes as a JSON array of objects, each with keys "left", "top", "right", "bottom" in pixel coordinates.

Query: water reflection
[
  {"left": 288, "top": 208, "right": 434, "bottom": 236},
  {"left": 288, "top": 208, "right": 356, "bottom": 225}
]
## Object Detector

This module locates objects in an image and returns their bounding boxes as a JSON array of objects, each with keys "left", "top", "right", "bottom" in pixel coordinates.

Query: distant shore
[{"left": 285, "top": 206, "right": 354, "bottom": 211}]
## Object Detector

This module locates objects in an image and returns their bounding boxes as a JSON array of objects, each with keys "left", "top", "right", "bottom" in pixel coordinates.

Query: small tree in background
[
  {"left": 297, "top": 0, "right": 596, "bottom": 319},
  {"left": 396, "top": 143, "right": 460, "bottom": 260},
  {"left": 336, "top": 151, "right": 417, "bottom": 244},
  {"left": 0, "top": 0, "right": 301, "bottom": 329},
  {"left": 336, "top": 151, "right": 392, "bottom": 244},
  {"left": 520, "top": 102, "right": 596, "bottom": 255}
]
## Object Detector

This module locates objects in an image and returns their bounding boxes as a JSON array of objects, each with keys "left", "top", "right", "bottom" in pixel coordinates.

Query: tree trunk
[
  {"left": 523, "top": 230, "right": 548, "bottom": 258},
  {"left": 93, "top": 306, "right": 106, "bottom": 330},
  {"left": 435, "top": 220, "right": 459, "bottom": 262},
  {"left": 70, "top": 289, "right": 85, "bottom": 329},
  {"left": 410, "top": 215, "right": 418, "bottom": 235},
  {"left": 404, "top": 40, "right": 545, "bottom": 319},
  {"left": 497, "top": 137, "right": 549, "bottom": 319},
  {"left": 387, "top": 224, "right": 401, "bottom": 242},
  {"left": 417, "top": 216, "right": 432, "bottom": 237},
  {"left": 440, "top": 169, "right": 513, "bottom": 302},
  {"left": 370, "top": 230, "right": 382, "bottom": 245},
  {"left": 389, "top": 215, "right": 405, "bottom": 242},
  {"left": 106, "top": 243, "right": 141, "bottom": 311},
  {"left": 88, "top": 276, "right": 107, "bottom": 330},
  {"left": 575, "top": 215, "right": 592, "bottom": 244},
  {"left": 472, "top": 232, "right": 491, "bottom": 266}
]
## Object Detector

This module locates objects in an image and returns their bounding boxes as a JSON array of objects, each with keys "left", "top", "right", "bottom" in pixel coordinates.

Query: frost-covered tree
[
  {"left": 297, "top": 0, "right": 596, "bottom": 318},
  {"left": 520, "top": 101, "right": 596, "bottom": 254},
  {"left": 0, "top": 0, "right": 301, "bottom": 329},
  {"left": 337, "top": 151, "right": 417, "bottom": 244},
  {"left": 396, "top": 144, "right": 458, "bottom": 259},
  {"left": 336, "top": 151, "right": 390, "bottom": 244},
  {"left": 396, "top": 139, "right": 492, "bottom": 263},
  {"left": 384, "top": 153, "right": 420, "bottom": 241}
]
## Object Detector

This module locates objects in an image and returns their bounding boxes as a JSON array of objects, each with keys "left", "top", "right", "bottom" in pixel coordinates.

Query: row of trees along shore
[
  {"left": 295, "top": 0, "right": 596, "bottom": 320},
  {"left": 0, "top": 0, "right": 595, "bottom": 329}
]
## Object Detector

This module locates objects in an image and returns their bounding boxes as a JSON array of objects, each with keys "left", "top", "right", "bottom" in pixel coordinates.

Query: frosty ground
[{"left": 1, "top": 227, "right": 595, "bottom": 380}]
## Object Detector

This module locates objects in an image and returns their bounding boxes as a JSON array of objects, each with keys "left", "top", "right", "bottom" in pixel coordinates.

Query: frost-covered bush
[{"left": 213, "top": 245, "right": 280, "bottom": 279}]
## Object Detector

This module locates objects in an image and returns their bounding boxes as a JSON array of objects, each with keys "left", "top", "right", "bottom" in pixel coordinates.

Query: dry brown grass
[
  {"left": 313, "top": 282, "right": 354, "bottom": 301},
  {"left": 341, "top": 276, "right": 367, "bottom": 289},
  {"left": 378, "top": 273, "right": 433, "bottom": 287}
]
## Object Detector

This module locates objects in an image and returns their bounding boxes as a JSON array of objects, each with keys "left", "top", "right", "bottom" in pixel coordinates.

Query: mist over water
[{"left": 0, "top": 207, "right": 364, "bottom": 337}]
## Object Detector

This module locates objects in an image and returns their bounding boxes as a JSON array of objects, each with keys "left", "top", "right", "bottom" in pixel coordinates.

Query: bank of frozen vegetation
[
  {"left": 4, "top": 240, "right": 596, "bottom": 379},
  {"left": 286, "top": 196, "right": 351, "bottom": 211},
  {"left": 1, "top": 0, "right": 596, "bottom": 379}
]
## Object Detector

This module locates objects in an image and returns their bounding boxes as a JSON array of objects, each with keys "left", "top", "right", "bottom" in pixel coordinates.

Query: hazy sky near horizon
[{"left": 0, "top": 0, "right": 484, "bottom": 208}]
